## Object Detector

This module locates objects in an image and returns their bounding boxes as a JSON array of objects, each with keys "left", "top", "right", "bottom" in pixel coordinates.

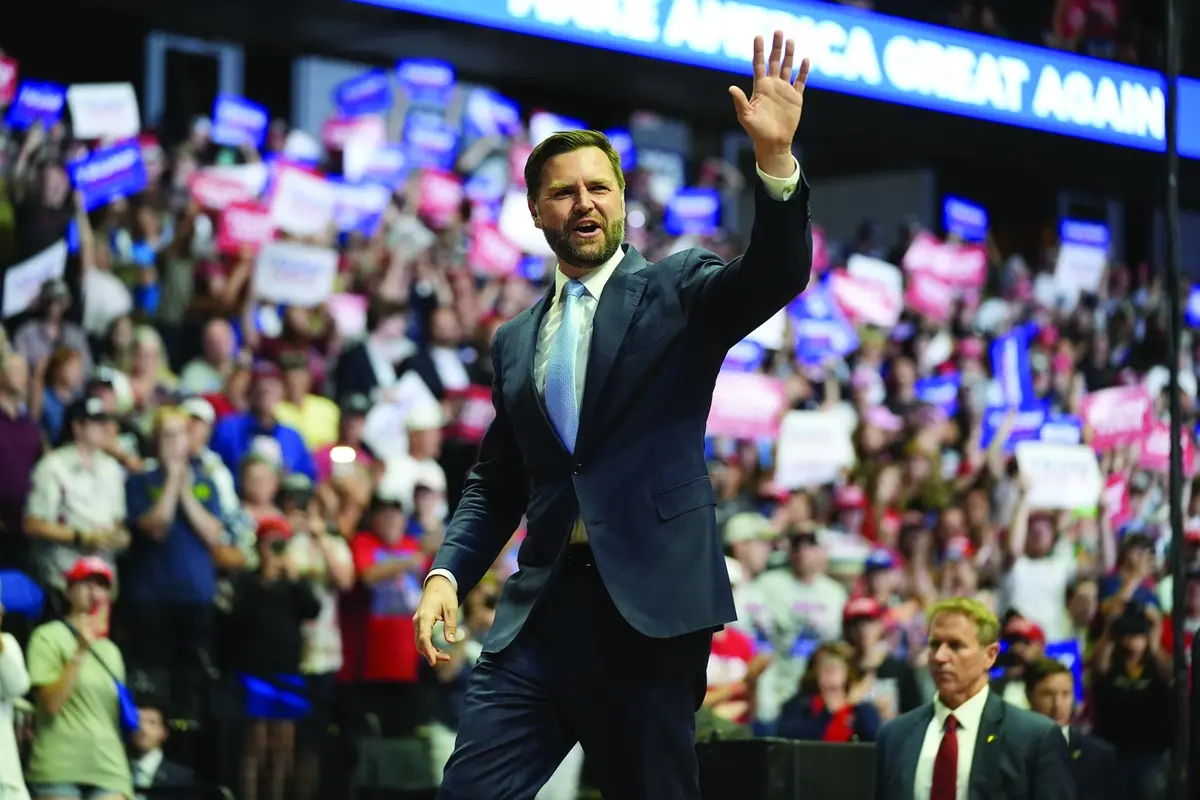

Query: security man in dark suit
[
  {"left": 1025, "top": 657, "right": 1119, "bottom": 800},
  {"left": 412, "top": 30, "right": 815, "bottom": 800},
  {"left": 873, "top": 598, "right": 1074, "bottom": 800}
]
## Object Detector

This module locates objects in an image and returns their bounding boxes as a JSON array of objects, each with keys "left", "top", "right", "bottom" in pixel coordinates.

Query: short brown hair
[
  {"left": 523, "top": 130, "right": 625, "bottom": 204},
  {"left": 1024, "top": 657, "right": 1072, "bottom": 697},
  {"left": 798, "top": 641, "right": 861, "bottom": 696},
  {"left": 927, "top": 597, "right": 1001, "bottom": 646}
]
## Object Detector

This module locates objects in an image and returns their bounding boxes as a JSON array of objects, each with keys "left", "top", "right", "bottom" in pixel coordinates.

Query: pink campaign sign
[
  {"left": 1138, "top": 422, "right": 1197, "bottom": 475},
  {"left": 1101, "top": 472, "right": 1130, "bottom": 529},
  {"left": 901, "top": 231, "right": 987, "bottom": 289},
  {"left": 905, "top": 271, "right": 955, "bottom": 323},
  {"left": 706, "top": 371, "right": 787, "bottom": 440},
  {"left": 1080, "top": 385, "right": 1154, "bottom": 451},
  {"left": 418, "top": 170, "right": 464, "bottom": 229}
]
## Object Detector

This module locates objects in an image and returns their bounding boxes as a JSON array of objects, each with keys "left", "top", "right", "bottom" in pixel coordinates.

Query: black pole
[{"left": 1165, "top": 0, "right": 1189, "bottom": 795}]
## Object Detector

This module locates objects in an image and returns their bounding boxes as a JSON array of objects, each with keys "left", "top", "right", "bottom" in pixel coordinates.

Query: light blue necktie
[{"left": 546, "top": 279, "right": 587, "bottom": 452}]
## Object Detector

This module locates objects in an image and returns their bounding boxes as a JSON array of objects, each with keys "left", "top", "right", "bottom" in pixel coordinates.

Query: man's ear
[{"left": 528, "top": 200, "right": 541, "bottom": 230}]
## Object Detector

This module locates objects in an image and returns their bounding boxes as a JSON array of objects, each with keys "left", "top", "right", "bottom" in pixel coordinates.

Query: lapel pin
[
  {"left": 986, "top": 734, "right": 996, "bottom": 743},
  {"left": 1073, "top": 751, "right": 1081, "bottom": 759}
]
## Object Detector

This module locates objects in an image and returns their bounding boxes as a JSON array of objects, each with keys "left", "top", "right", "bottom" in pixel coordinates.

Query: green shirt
[{"left": 25, "top": 621, "right": 133, "bottom": 798}]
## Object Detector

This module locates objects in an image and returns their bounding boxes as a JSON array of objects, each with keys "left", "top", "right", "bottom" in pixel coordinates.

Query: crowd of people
[{"left": 0, "top": 15, "right": 1195, "bottom": 800}]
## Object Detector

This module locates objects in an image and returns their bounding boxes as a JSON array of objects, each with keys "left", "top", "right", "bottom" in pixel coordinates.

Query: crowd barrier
[{"left": 698, "top": 739, "right": 876, "bottom": 800}]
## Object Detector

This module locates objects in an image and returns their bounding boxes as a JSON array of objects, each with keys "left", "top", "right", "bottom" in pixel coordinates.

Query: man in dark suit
[
  {"left": 1024, "top": 657, "right": 1120, "bottom": 800},
  {"left": 872, "top": 598, "right": 1075, "bottom": 800},
  {"left": 413, "top": 30, "right": 814, "bottom": 800},
  {"left": 130, "top": 701, "right": 197, "bottom": 793}
]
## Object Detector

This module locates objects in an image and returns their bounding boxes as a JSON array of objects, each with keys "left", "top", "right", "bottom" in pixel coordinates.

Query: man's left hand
[{"left": 729, "top": 30, "right": 810, "bottom": 176}]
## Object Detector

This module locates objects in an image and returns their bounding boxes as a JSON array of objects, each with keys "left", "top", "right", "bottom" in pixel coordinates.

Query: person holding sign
[{"left": 413, "top": 31, "right": 814, "bottom": 800}]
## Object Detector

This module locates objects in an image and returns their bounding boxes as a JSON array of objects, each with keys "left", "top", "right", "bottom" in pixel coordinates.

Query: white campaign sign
[
  {"left": 270, "top": 168, "right": 336, "bottom": 237},
  {"left": 253, "top": 242, "right": 338, "bottom": 308},
  {"left": 1014, "top": 441, "right": 1104, "bottom": 510},
  {"left": 3, "top": 240, "right": 68, "bottom": 318},
  {"left": 67, "top": 83, "right": 140, "bottom": 141},
  {"left": 1054, "top": 242, "right": 1106, "bottom": 299},
  {"left": 774, "top": 409, "right": 856, "bottom": 490}
]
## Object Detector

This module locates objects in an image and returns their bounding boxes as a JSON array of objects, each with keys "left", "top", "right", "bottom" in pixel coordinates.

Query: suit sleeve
[
  {"left": 677, "top": 173, "right": 813, "bottom": 349},
  {"left": 1031, "top": 723, "right": 1077, "bottom": 800},
  {"left": 872, "top": 721, "right": 890, "bottom": 800},
  {"left": 429, "top": 336, "right": 530, "bottom": 599}
]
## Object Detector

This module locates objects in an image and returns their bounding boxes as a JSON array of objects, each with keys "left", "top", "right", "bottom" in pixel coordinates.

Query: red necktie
[{"left": 931, "top": 714, "right": 958, "bottom": 800}]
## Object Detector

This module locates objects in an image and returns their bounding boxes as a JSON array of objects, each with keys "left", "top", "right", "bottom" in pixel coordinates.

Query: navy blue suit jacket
[
  {"left": 872, "top": 690, "right": 1076, "bottom": 800},
  {"left": 432, "top": 178, "right": 813, "bottom": 653}
]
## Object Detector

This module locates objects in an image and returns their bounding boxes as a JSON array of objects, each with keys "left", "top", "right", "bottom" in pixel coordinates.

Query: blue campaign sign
[
  {"left": 943, "top": 195, "right": 988, "bottom": 242},
  {"left": 350, "top": 0, "right": 1200, "bottom": 154},
  {"left": 663, "top": 187, "right": 720, "bottom": 236}
]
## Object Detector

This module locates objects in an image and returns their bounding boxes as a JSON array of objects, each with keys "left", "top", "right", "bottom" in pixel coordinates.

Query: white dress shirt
[
  {"left": 133, "top": 747, "right": 164, "bottom": 789},
  {"left": 428, "top": 158, "right": 802, "bottom": 593},
  {"left": 914, "top": 686, "right": 991, "bottom": 800}
]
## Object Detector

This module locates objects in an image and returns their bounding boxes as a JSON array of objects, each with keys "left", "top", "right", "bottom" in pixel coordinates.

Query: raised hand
[{"left": 729, "top": 31, "right": 811, "bottom": 174}]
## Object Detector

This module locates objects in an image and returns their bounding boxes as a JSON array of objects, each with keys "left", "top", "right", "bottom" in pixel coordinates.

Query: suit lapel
[
  {"left": 898, "top": 705, "right": 933, "bottom": 800},
  {"left": 968, "top": 691, "right": 1006, "bottom": 800},
  {"left": 517, "top": 284, "right": 567, "bottom": 455},
  {"left": 576, "top": 248, "right": 648, "bottom": 455}
]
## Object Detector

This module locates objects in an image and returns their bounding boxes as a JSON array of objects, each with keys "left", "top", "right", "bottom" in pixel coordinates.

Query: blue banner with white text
[{"left": 352, "top": 0, "right": 1200, "bottom": 157}]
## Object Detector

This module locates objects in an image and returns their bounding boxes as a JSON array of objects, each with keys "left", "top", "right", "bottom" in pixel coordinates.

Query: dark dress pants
[{"left": 439, "top": 558, "right": 712, "bottom": 800}]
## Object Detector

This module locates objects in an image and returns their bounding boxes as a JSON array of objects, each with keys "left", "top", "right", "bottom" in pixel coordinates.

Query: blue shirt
[
  {"left": 41, "top": 388, "right": 77, "bottom": 444},
  {"left": 209, "top": 413, "right": 316, "bottom": 482},
  {"left": 124, "top": 464, "right": 225, "bottom": 604}
]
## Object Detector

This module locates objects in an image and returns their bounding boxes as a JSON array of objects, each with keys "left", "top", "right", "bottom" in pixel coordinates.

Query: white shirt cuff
[
  {"left": 425, "top": 568, "right": 458, "bottom": 594},
  {"left": 755, "top": 156, "right": 801, "bottom": 202}
]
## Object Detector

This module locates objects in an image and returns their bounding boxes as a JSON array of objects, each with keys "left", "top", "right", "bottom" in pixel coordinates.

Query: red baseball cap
[
  {"left": 843, "top": 596, "right": 884, "bottom": 624},
  {"left": 256, "top": 516, "right": 293, "bottom": 543},
  {"left": 65, "top": 556, "right": 114, "bottom": 586},
  {"left": 834, "top": 485, "right": 867, "bottom": 511},
  {"left": 1003, "top": 617, "right": 1046, "bottom": 644}
]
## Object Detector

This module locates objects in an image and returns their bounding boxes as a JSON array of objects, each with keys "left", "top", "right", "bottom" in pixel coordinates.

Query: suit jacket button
[{"left": 573, "top": 465, "right": 581, "bottom": 475}]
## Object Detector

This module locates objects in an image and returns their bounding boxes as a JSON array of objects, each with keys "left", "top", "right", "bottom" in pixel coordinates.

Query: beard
[{"left": 542, "top": 215, "right": 626, "bottom": 270}]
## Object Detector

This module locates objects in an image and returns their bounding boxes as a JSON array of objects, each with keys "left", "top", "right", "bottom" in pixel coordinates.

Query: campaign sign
[
  {"left": 916, "top": 373, "right": 961, "bottom": 417},
  {"left": 7, "top": 80, "right": 66, "bottom": 129},
  {"left": 211, "top": 94, "right": 269, "bottom": 149},
  {"left": 216, "top": 202, "right": 274, "bottom": 255},
  {"left": 989, "top": 325, "right": 1035, "bottom": 409},
  {"left": 1080, "top": 385, "right": 1154, "bottom": 451},
  {"left": 707, "top": 371, "right": 787, "bottom": 440},
  {"left": 348, "top": 142, "right": 408, "bottom": 187},
  {"left": 1015, "top": 441, "right": 1103, "bottom": 510},
  {"left": 253, "top": 242, "right": 338, "bottom": 307},
  {"left": 722, "top": 339, "right": 766, "bottom": 372},
  {"left": 322, "top": 114, "right": 385, "bottom": 153},
  {"left": 902, "top": 230, "right": 987, "bottom": 289},
  {"left": 1055, "top": 218, "right": 1109, "bottom": 297},
  {"left": 980, "top": 405, "right": 1082, "bottom": 452},
  {"left": 463, "top": 88, "right": 522, "bottom": 140},
  {"left": 69, "top": 141, "right": 148, "bottom": 211},
  {"left": 663, "top": 188, "right": 720, "bottom": 236},
  {"left": 605, "top": 128, "right": 637, "bottom": 171},
  {"left": 0, "top": 56, "right": 18, "bottom": 107},
  {"left": 2, "top": 240, "right": 68, "bottom": 318},
  {"left": 943, "top": 195, "right": 988, "bottom": 242},
  {"left": 395, "top": 59, "right": 456, "bottom": 108},
  {"left": 332, "top": 179, "right": 391, "bottom": 237},
  {"left": 403, "top": 114, "right": 458, "bottom": 171},
  {"left": 790, "top": 281, "right": 858, "bottom": 365},
  {"left": 418, "top": 170, "right": 465, "bottom": 229},
  {"left": 467, "top": 224, "right": 522, "bottom": 277},
  {"left": 334, "top": 69, "right": 393, "bottom": 117},
  {"left": 1187, "top": 286, "right": 1200, "bottom": 327},
  {"left": 529, "top": 110, "right": 586, "bottom": 144}
]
